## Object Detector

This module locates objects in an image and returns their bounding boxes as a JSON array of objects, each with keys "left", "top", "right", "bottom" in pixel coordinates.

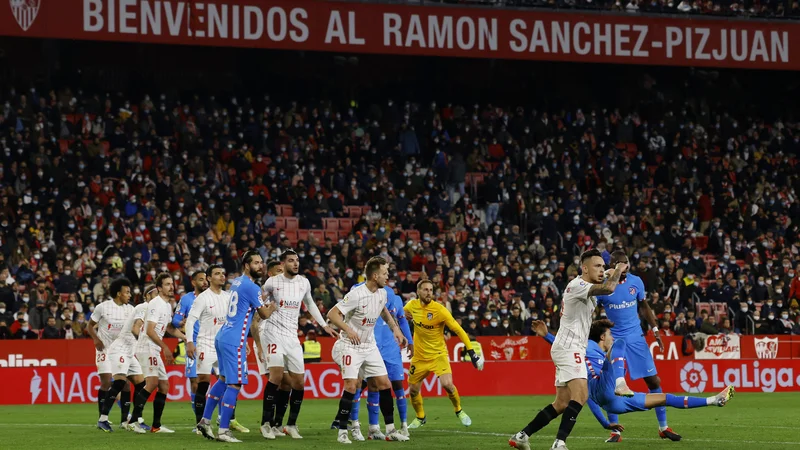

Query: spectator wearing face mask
[
  {"left": 0, "top": 320, "right": 11, "bottom": 339},
  {"left": 13, "top": 320, "right": 37, "bottom": 339},
  {"left": 42, "top": 316, "right": 63, "bottom": 339},
  {"left": 734, "top": 302, "right": 752, "bottom": 334},
  {"left": 761, "top": 299, "right": 778, "bottom": 317},
  {"left": 765, "top": 311, "right": 786, "bottom": 334},
  {"left": 482, "top": 315, "right": 505, "bottom": 336},
  {"left": 0, "top": 302, "right": 11, "bottom": 325},
  {"left": 507, "top": 306, "right": 524, "bottom": 336},
  {"left": 776, "top": 310, "right": 793, "bottom": 334},
  {"left": 752, "top": 311, "right": 770, "bottom": 334}
]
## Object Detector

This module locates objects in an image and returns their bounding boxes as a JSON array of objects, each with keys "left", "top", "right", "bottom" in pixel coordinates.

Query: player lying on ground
[
  {"left": 519, "top": 319, "right": 734, "bottom": 448},
  {"left": 330, "top": 274, "right": 414, "bottom": 440},
  {"left": 596, "top": 250, "right": 678, "bottom": 442},
  {"left": 327, "top": 256, "right": 410, "bottom": 444},
  {"left": 403, "top": 279, "right": 484, "bottom": 429}
]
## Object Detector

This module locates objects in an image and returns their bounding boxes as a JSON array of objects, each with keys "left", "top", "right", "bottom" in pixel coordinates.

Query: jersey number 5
[
  {"left": 573, "top": 352, "right": 582, "bottom": 364},
  {"left": 228, "top": 291, "right": 239, "bottom": 318}
]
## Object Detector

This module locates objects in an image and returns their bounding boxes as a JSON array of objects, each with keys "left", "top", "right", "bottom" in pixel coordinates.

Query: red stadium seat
[
  {"left": 276, "top": 204, "right": 294, "bottom": 217},
  {"left": 325, "top": 231, "right": 339, "bottom": 242},
  {"left": 284, "top": 217, "right": 299, "bottom": 230},
  {"left": 310, "top": 230, "right": 325, "bottom": 244},
  {"left": 339, "top": 219, "right": 354, "bottom": 233},
  {"left": 275, "top": 217, "right": 287, "bottom": 229},
  {"left": 323, "top": 218, "right": 339, "bottom": 231},
  {"left": 297, "top": 229, "right": 309, "bottom": 243},
  {"left": 282, "top": 230, "right": 298, "bottom": 246},
  {"left": 347, "top": 206, "right": 361, "bottom": 218},
  {"left": 408, "top": 271, "right": 422, "bottom": 282},
  {"left": 695, "top": 236, "right": 708, "bottom": 251},
  {"left": 406, "top": 230, "right": 420, "bottom": 242}
]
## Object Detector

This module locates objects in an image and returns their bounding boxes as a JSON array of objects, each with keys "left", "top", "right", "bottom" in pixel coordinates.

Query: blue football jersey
[
  {"left": 595, "top": 273, "right": 646, "bottom": 337},
  {"left": 217, "top": 275, "right": 262, "bottom": 347},
  {"left": 173, "top": 292, "right": 199, "bottom": 343}
]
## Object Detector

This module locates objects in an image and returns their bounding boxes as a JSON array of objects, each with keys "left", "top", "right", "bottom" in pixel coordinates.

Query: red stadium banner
[
  {"left": 1, "top": 0, "right": 800, "bottom": 70},
  {"left": 2, "top": 334, "right": 799, "bottom": 367},
  {"left": 4, "top": 358, "right": 800, "bottom": 405}
]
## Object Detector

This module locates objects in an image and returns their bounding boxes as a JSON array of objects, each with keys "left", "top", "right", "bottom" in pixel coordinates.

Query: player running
[
  {"left": 129, "top": 273, "right": 186, "bottom": 434},
  {"left": 332, "top": 274, "right": 415, "bottom": 440},
  {"left": 86, "top": 277, "right": 135, "bottom": 426},
  {"left": 327, "top": 257, "right": 409, "bottom": 444},
  {"left": 254, "top": 260, "right": 295, "bottom": 436},
  {"left": 403, "top": 279, "right": 483, "bottom": 429},
  {"left": 196, "top": 251, "right": 276, "bottom": 443},
  {"left": 172, "top": 271, "right": 208, "bottom": 414},
  {"left": 596, "top": 250, "right": 679, "bottom": 442},
  {"left": 95, "top": 278, "right": 138, "bottom": 432},
  {"left": 257, "top": 250, "right": 338, "bottom": 440},
  {"left": 528, "top": 318, "right": 734, "bottom": 446},
  {"left": 510, "top": 249, "right": 626, "bottom": 450},
  {"left": 186, "top": 265, "right": 235, "bottom": 430}
]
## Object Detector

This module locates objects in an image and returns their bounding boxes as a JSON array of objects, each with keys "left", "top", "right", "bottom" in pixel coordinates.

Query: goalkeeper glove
[{"left": 467, "top": 350, "right": 484, "bottom": 371}]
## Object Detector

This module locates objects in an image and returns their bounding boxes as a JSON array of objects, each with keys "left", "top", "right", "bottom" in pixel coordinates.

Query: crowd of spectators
[
  {"left": 431, "top": 0, "right": 800, "bottom": 19},
  {"left": 1, "top": 68, "right": 800, "bottom": 344}
]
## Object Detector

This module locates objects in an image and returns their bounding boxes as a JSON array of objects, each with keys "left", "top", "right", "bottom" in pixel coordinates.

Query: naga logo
[
  {"left": 680, "top": 361, "right": 708, "bottom": 393},
  {"left": 0, "top": 354, "right": 57, "bottom": 367},
  {"left": 9, "top": 0, "right": 40, "bottom": 32}
]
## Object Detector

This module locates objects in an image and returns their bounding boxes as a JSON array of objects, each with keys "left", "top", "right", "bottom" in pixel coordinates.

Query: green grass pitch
[{"left": 1, "top": 394, "right": 798, "bottom": 449}]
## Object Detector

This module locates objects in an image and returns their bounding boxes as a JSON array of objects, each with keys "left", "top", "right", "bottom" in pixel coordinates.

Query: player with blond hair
[{"left": 404, "top": 279, "right": 484, "bottom": 429}]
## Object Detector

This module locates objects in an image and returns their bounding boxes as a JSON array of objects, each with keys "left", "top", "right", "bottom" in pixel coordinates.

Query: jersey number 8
[{"left": 228, "top": 291, "right": 239, "bottom": 318}]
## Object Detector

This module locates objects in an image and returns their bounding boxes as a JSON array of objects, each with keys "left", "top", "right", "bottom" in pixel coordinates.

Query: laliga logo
[
  {"left": 680, "top": 361, "right": 708, "bottom": 393},
  {"left": 9, "top": 0, "right": 40, "bottom": 31}
]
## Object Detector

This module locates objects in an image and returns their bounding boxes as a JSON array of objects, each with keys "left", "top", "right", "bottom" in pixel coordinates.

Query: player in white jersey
[
  {"left": 87, "top": 277, "right": 136, "bottom": 427},
  {"left": 185, "top": 264, "right": 231, "bottom": 426},
  {"left": 129, "top": 273, "right": 186, "bottom": 434},
  {"left": 93, "top": 278, "right": 138, "bottom": 432},
  {"left": 253, "top": 260, "right": 295, "bottom": 437},
  {"left": 257, "top": 250, "right": 337, "bottom": 440},
  {"left": 509, "top": 249, "right": 627, "bottom": 450},
  {"left": 327, "top": 257, "right": 409, "bottom": 444}
]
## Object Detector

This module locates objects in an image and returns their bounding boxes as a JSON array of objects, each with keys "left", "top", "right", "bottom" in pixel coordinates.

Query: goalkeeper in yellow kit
[{"left": 404, "top": 279, "right": 484, "bottom": 429}]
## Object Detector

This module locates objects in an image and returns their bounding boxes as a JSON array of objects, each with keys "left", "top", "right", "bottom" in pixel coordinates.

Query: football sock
[
  {"left": 666, "top": 394, "right": 709, "bottom": 409},
  {"left": 447, "top": 386, "right": 462, "bottom": 412},
  {"left": 651, "top": 387, "right": 668, "bottom": 427},
  {"left": 99, "top": 379, "right": 127, "bottom": 420},
  {"left": 152, "top": 392, "right": 167, "bottom": 429},
  {"left": 336, "top": 390, "right": 356, "bottom": 430},
  {"left": 555, "top": 400, "right": 583, "bottom": 441},
  {"left": 203, "top": 380, "right": 227, "bottom": 421},
  {"left": 379, "top": 388, "right": 395, "bottom": 426},
  {"left": 120, "top": 385, "right": 131, "bottom": 424},
  {"left": 287, "top": 389, "right": 304, "bottom": 426},
  {"left": 262, "top": 382, "right": 279, "bottom": 425},
  {"left": 367, "top": 390, "right": 380, "bottom": 426},
  {"left": 394, "top": 388, "right": 408, "bottom": 423},
  {"left": 190, "top": 392, "right": 196, "bottom": 414},
  {"left": 219, "top": 386, "right": 239, "bottom": 431},
  {"left": 610, "top": 339, "right": 627, "bottom": 379},
  {"left": 523, "top": 404, "right": 558, "bottom": 436},
  {"left": 98, "top": 389, "right": 108, "bottom": 416},
  {"left": 410, "top": 392, "right": 425, "bottom": 419},
  {"left": 274, "top": 389, "right": 291, "bottom": 427},
  {"left": 130, "top": 387, "right": 151, "bottom": 424},
  {"left": 349, "top": 386, "right": 363, "bottom": 422},
  {"left": 194, "top": 382, "right": 209, "bottom": 424}
]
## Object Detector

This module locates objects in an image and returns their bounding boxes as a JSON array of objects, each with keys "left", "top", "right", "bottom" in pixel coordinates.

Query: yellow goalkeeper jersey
[{"left": 404, "top": 298, "right": 472, "bottom": 361}]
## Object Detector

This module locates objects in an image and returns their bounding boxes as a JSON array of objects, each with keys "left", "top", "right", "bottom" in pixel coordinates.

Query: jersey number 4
[{"left": 228, "top": 291, "right": 239, "bottom": 318}]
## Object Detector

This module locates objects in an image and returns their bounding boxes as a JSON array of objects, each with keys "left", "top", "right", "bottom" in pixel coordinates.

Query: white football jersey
[
  {"left": 108, "top": 302, "right": 148, "bottom": 355},
  {"left": 336, "top": 283, "right": 387, "bottom": 351},
  {"left": 137, "top": 296, "right": 173, "bottom": 352},
  {"left": 553, "top": 276, "right": 598, "bottom": 351},
  {"left": 91, "top": 300, "right": 134, "bottom": 348},
  {"left": 187, "top": 288, "right": 230, "bottom": 348},
  {"left": 261, "top": 274, "right": 323, "bottom": 340}
]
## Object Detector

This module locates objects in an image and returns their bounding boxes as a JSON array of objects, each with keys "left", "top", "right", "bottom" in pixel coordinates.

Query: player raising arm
[
  {"left": 404, "top": 279, "right": 483, "bottom": 430},
  {"left": 327, "top": 257, "right": 409, "bottom": 444},
  {"left": 196, "top": 251, "right": 277, "bottom": 443},
  {"left": 510, "top": 249, "right": 626, "bottom": 450},
  {"left": 530, "top": 319, "right": 734, "bottom": 442}
]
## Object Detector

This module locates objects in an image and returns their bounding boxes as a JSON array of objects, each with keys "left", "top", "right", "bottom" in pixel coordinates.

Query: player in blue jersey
[
  {"left": 522, "top": 320, "right": 734, "bottom": 450},
  {"left": 330, "top": 276, "right": 415, "bottom": 440},
  {"left": 197, "top": 251, "right": 277, "bottom": 443},
  {"left": 172, "top": 271, "right": 207, "bottom": 415},
  {"left": 595, "top": 250, "right": 677, "bottom": 442}
]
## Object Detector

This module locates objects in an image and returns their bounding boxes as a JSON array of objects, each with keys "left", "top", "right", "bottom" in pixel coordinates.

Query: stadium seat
[
  {"left": 695, "top": 236, "right": 708, "bottom": 251},
  {"left": 309, "top": 230, "right": 325, "bottom": 244},
  {"left": 323, "top": 218, "right": 339, "bottom": 231},
  {"left": 347, "top": 206, "right": 361, "bottom": 218},
  {"left": 408, "top": 271, "right": 422, "bottom": 282},
  {"left": 276, "top": 204, "right": 294, "bottom": 217},
  {"left": 282, "top": 230, "right": 298, "bottom": 246},
  {"left": 339, "top": 219, "right": 354, "bottom": 233},
  {"left": 406, "top": 230, "right": 420, "bottom": 242},
  {"left": 275, "top": 217, "right": 287, "bottom": 229},
  {"left": 297, "top": 229, "right": 309, "bottom": 243},
  {"left": 284, "top": 217, "right": 299, "bottom": 230},
  {"left": 325, "top": 231, "right": 339, "bottom": 242}
]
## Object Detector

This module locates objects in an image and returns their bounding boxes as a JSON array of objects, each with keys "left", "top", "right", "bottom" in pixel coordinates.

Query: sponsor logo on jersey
[
  {"left": 629, "top": 287, "right": 636, "bottom": 296},
  {"left": 415, "top": 320, "right": 435, "bottom": 330},
  {"left": 606, "top": 300, "right": 637, "bottom": 310},
  {"left": 427, "top": 312, "right": 433, "bottom": 321},
  {"left": 361, "top": 317, "right": 377, "bottom": 327}
]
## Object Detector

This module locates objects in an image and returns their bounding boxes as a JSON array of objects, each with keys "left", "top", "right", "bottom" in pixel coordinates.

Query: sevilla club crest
[{"left": 10, "top": 0, "right": 40, "bottom": 31}]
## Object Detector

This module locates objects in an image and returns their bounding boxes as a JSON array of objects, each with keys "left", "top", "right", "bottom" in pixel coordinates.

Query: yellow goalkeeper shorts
[{"left": 408, "top": 355, "right": 452, "bottom": 385}]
